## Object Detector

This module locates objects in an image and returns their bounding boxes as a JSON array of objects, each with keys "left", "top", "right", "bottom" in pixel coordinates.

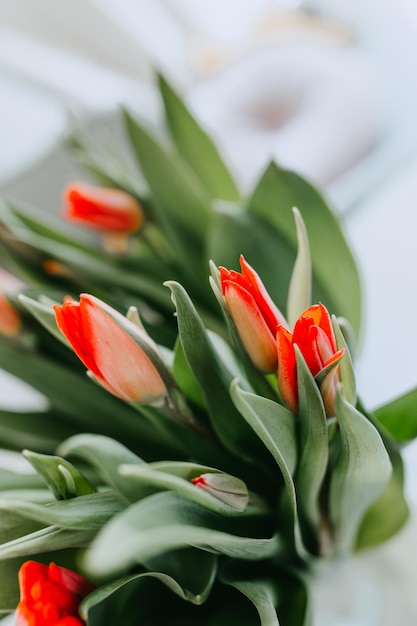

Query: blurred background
[{"left": 1, "top": 1, "right": 417, "bottom": 621}]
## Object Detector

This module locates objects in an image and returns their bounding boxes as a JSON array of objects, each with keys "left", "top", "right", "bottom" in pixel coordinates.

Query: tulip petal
[
  {"left": 293, "top": 318, "right": 322, "bottom": 376},
  {"left": 239, "top": 255, "right": 288, "bottom": 332},
  {"left": 80, "top": 297, "right": 166, "bottom": 403},
  {"left": 64, "top": 183, "right": 143, "bottom": 233},
  {"left": 276, "top": 325, "right": 298, "bottom": 412},
  {"left": 223, "top": 280, "right": 278, "bottom": 372}
]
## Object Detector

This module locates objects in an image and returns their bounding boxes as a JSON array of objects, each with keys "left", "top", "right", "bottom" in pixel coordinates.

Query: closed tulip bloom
[
  {"left": 220, "top": 255, "right": 288, "bottom": 372},
  {"left": 0, "top": 268, "right": 24, "bottom": 337},
  {"left": 276, "top": 303, "right": 344, "bottom": 415},
  {"left": 54, "top": 294, "right": 167, "bottom": 404},
  {"left": 63, "top": 182, "right": 144, "bottom": 252},
  {"left": 16, "top": 561, "right": 94, "bottom": 626}
]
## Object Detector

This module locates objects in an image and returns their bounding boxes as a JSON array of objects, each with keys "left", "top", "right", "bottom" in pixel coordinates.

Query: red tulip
[
  {"left": 219, "top": 255, "right": 288, "bottom": 372},
  {"left": 62, "top": 182, "right": 144, "bottom": 252},
  {"left": 0, "top": 268, "right": 24, "bottom": 337},
  {"left": 276, "top": 303, "right": 344, "bottom": 415},
  {"left": 54, "top": 294, "right": 167, "bottom": 404},
  {"left": 16, "top": 561, "right": 94, "bottom": 626}
]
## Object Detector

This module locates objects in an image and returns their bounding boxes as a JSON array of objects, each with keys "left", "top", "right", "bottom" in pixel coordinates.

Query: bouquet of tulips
[{"left": 0, "top": 76, "right": 414, "bottom": 626}]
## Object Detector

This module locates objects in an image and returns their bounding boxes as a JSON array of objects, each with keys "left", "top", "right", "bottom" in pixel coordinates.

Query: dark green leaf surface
[
  {"left": 329, "top": 389, "right": 392, "bottom": 554},
  {"left": 295, "top": 349, "right": 328, "bottom": 544},
  {"left": 248, "top": 163, "right": 361, "bottom": 335},
  {"left": 159, "top": 75, "right": 240, "bottom": 202},
  {"left": 374, "top": 386, "right": 417, "bottom": 442}
]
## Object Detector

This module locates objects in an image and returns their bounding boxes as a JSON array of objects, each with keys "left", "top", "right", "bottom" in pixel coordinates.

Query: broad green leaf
[
  {"left": 329, "top": 389, "right": 392, "bottom": 554},
  {"left": 165, "top": 281, "right": 268, "bottom": 469},
  {"left": 159, "top": 74, "right": 240, "bottom": 202},
  {"left": 0, "top": 525, "right": 95, "bottom": 560},
  {"left": 355, "top": 414, "right": 409, "bottom": 549},
  {"left": 57, "top": 434, "right": 145, "bottom": 501},
  {"left": 172, "top": 338, "right": 206, "bottom": 408},
  {"left": 230, "top": 383, "right": 297, "bottom": 476},
  {"left": 0, "top": 347, "right": 173, "bottom": 458},
  {"left": 23, "top": 450, "right": 95, "bottom": 499},
  {"left": 331, "top": 316, "right": 356, "bottom": 405},
  {"left": 0, "top": 409, "right": 76, "bottom": 453},
  {"left": 81, "top": 558, "right": 216, "bottom": 623},
  {"left": 226, "top": 580, "right": 279, "bottom": 626},
  {"left": 248, "top": 163, "right": 361, "bottom": 336},
  {"left": 18, "top": 294, "right": 68, "bottom": 346},
  {"left": 0, "top": 558, "right": 29, "bottom": 612},
  {"left": 0, "top": 490, "right": 125, "bottom": 530},
  {"left": 119, "top": 464, "right": 250, "bottom": 514},
  {"left": 68, "top": 130, "right": 148, "bottom": 198},
  {"left": 123, "top": 110, "right": 211, "bottom": 243},
  {"left": 207, "top": 205, "right": 295, "bottom": 316},
  {"left": 294, "top": 348, "right": 328, "bottom": 548},
  {"left": 0, "top": 468, "right": 43, "bottom": 491},
  {"left": 287, "top": 208, "right": 312, "bottom": 327},
  {"left": 374, "top": 386, "right": 417, "bottom": 442},
  {"left": 230, "top": 382, "right": 306, "bottom": 558},
  {"left": 84, "top": 492, "right": 280, "bottom": 578}
]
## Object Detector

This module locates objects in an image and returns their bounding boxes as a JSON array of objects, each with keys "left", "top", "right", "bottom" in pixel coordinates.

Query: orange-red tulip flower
[
  {"left": 54, "top": 294, "right": 167, "bottom": 404},
  {"left": 63, "top": 182, "right": 144, "bottom": 252},
  {"left": 0, "top": 268, "right": 24, "bottom": 337},
  {"left": 16, "top": 560, "right": 94, "bottom": 626},
  {"left": 276, "top": 303, "right": 344, "bottom": 415},
  {"left": 219, "top": 255, "right": 288, "bottom": 372}
]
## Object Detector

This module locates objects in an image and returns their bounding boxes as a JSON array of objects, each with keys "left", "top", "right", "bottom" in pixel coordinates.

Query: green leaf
[
  {"left": 0, "top": 347, "right": 172, "bottom": 458},
  {"left": 165, "top": 280, "right": 267, "bottom": 468},
  {"left": 287, "top": 208, "right": 312, "bottom": 326},
  {"left": 0, "top": 490, "right": 125, "bottom": 530},
  {"left": 81, "top": 557, "right": 216, "bottom": 623},
  {"left": 0, "top": 525, "right": 95, "bottom": 560},
  {"left": 329, "top": 389, "right": 392, "bottom": 554},
  {"left": 83, "top": 491, "right": 280, "bottom": 578},
  {"left": 230, "top": 382, "right": 306, "bottom": 558},
  {"left": 294, "top": 348, "right": 328, "bottom": 547},
  {"left": 159, "top": 75, "right": 240, "bottom": 202},
  {"left": 373, "top": 386, "right": 417, "bottom": 442},
  {"left": 248, "top": 163, "right": 361, "bottom": 336},
  {"left": 207, "top": 205, "right": 295, "bottom": 317},
  {"left": 331, "top": 316, "right": 356, "bottom": 406},
  {"left": 119, "top": 464, "right": 250, "bottom": 514},
  {"left": 23, "top": 450, "right": 95, "bottom": 499},
  {"left": 172, "top": 338, "right": 206, "bottom": 408},
  {"left": 68, "top": 130, "right": 148, "bottom": 198},
  {"left": 57, "top": 434, "right": 145, "bottom": 501},
  {"left": 226, "top": 580, "right": 279, "bottom": 626},
  {"left": 123, "top": 110, "right": 211, "bottom": 242},
  {"left": 18, "top": 294, "right": 69, "bottom": 346},
  {"left": 230, "top": 383, "right": 297, "bottom": 476},
  {"left": 355, "top": 414, "right": 409, "bottom": 549}
]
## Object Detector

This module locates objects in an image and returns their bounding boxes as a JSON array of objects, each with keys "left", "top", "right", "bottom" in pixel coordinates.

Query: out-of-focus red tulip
[
  {"left": 219, "top": 255, "right": 288, "bottom": 372},
  {"left": 54, "top": 293, "right": 167, "bottom": 404},
  {"left": 63, "top": 182, "right": 144, "bottom": 252},
  {"left": 0, "top": 268, "right": 24, "bottom": 337},
  {"left": 16, "top": 560, "right": 94, "bottom": 626}
]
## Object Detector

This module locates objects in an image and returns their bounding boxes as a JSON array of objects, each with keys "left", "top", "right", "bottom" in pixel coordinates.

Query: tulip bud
[
  {"left": 16, "top": 561, "right": 94, "bottom": 626},
  {"left": 62, "top": 182, "right": 144, "bottom": 252},
  {"left": 0, "top": 268, "right": 24, "bottom": 337},
  {"left": 219, "top": 255, "right": 288, "bottom": 372},
  {"left": 192, "top": 472, "right": 249, "bottom": 511},
  {"left": 54, "top": 294, "right": 167, "bottom": 404},
  {"left": 277, "top": 303, "right": 345, "bottom": 415}
]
